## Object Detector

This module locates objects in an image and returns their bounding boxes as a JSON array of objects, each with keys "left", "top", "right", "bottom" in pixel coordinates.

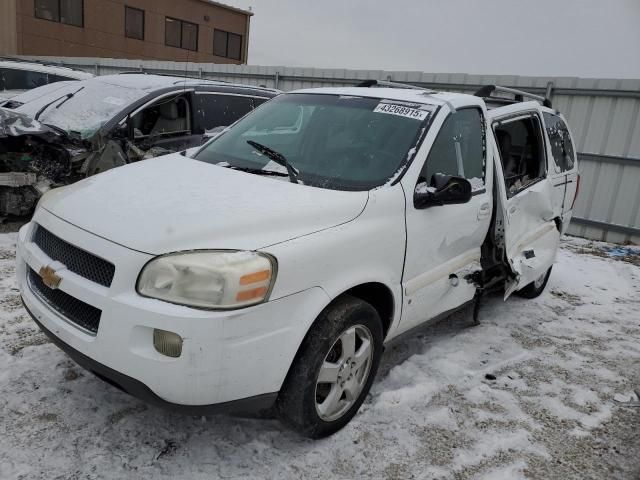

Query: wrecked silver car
[{"left": 0, "top": 73, "right": 279, "bottom": 217}]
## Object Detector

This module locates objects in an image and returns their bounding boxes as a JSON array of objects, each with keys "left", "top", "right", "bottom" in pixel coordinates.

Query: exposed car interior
[
  {"left": 131, "top": 96, "right": 191, "bottom": 138},
  {"left": 494, "top": 115, "right": 546, "bottom": 196}
]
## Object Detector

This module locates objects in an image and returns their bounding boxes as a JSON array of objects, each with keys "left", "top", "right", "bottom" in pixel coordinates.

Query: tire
[
  {"left": 276, "top": 295, "right": 383, "bottom": 438},
  {"left": 516, "top": 266, "right": 552, "bottom": 299}
]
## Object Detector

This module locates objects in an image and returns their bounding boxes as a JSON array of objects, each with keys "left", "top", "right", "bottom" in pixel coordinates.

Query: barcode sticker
[{"left": 374, "top": 103, "right": 429, "bottom": 121}]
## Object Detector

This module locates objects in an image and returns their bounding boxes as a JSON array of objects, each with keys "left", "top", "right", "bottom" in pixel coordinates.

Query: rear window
[{"left": 543, "top": 113, "right": 575, "bottom": 172}]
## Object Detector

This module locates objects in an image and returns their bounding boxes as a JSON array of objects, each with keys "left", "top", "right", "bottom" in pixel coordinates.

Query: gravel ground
[{"left": 0, "top": 232, "right": 639, "bottom": 480}]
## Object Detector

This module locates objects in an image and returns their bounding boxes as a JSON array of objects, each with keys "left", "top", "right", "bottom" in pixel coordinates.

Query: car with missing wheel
[{"left": 17, "top": 81, "right": 579, "bottom": 438}]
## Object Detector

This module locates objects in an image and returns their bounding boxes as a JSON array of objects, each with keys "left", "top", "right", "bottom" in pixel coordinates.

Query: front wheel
[
  {"left": 276, "top": 295, "right": 383, "bottom": 438},
  {"left": 516, "top": 266, "right": 553, "bottom": 299}
]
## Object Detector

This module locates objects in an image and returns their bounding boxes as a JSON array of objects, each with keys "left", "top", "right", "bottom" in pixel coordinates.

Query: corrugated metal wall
[{"left": 16, "top": 56, "right": 640, "bottom": 244}]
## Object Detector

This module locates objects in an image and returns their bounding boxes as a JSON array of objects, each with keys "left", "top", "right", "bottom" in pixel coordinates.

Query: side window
[
  {"left": 131, "top": 96, "right": 191, "bottom": 138},
  {"left": 420, "top": 108, "right": 486, "bottom": 192},
  {"left": 48, "top": 74, "right": 73, "bottom": 84},
  {"left": 0, "top": 68, "right": 47, "bottom": 90},
  {"left": 252, "top": 97, "right": 269, "bottom": 108},
  {"left": 494, "top": 114, "right": 547, "bottom": 197},
  {"left": 194, "top": 94, "right": 255, "bottom": 132},
  {"left": 543, "top": 113, "right": 575, "bottom": 172}
]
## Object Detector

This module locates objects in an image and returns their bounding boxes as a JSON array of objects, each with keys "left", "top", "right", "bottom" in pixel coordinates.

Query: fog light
[{"left": 153, "top": 329, "right": 183, "bottom": 358}]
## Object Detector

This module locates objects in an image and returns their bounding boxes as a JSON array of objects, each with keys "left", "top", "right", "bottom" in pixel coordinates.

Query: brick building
[{"left": 0, "top": 0, "right": 252, "bottom": 64}]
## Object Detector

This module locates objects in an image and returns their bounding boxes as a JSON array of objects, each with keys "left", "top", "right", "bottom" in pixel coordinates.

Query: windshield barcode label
[{"left": 374, "top": 103, "right": 429, "bottom": 121}]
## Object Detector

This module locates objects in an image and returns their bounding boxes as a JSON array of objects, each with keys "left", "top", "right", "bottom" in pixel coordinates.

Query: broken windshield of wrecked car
[
  {"left": 11, "top": 80, "right": 146, "bottom": 139},
  {"left": 194, "top": 94, "right": 434, "bottom": 190}
]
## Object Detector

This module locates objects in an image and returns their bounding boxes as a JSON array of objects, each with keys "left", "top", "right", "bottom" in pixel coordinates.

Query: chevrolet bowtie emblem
[{"left": 39, "top": 265, "right": 62, "bottom": 290}]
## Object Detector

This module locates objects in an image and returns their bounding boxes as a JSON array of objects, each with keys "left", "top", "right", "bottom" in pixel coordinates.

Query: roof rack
[
  {"left": 356, "top": 79, "right": 435, "bottom": 92},
  {"left": 117, "top": 71, "right": 227, "bottom": 83},
  {"left": 474, "top": 85, "right": 552, "bottom": 108},
  {"left": 116, "top": 71, "right": 278, "bottom": 93}
]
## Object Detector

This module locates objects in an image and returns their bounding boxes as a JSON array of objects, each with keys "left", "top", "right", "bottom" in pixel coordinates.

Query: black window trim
[
  {"left": 417, "top": 105, "right": 489, "bottom": 197},
  {"left": 125, "top": 5, "right": 145, "bottom": 41},
  {"left": 34, "top": 0, "right": 84, "bottom": 28},
  {"left": 165, "top": 16, "right": 199, "bottom": 52},
  {"left": 213, "top": 29, "right": 243, "bottom": 61}
]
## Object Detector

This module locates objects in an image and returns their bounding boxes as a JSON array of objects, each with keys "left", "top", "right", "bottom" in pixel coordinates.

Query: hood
[
  {"left": 0, "top": 107, "right": 54, "bottom": 138},
  {"left": 41, "top": 154, "right": 369, "bottom": 254}
]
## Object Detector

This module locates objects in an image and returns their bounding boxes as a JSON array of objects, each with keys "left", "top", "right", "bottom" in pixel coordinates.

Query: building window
[
  {"left": 213, "top": 29, "right": 243, "bottom": 61},
  {"left": 35, "top": 0, "right": 84, "bottom": 27},
  {"left": 165, "top": 17, "right": 198, "bottom": 51},
  {"left": 125, "top": 6, "right": 144, "bottom": 40}
]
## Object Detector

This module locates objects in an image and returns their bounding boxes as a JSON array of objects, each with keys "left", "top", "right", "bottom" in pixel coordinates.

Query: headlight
[{"left": 137, "top": 251, "right": 276, "bottom": 310}]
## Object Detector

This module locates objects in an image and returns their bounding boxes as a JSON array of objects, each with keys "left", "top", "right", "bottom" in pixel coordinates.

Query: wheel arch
[
  {"left": 338, "top": 282, "right": 395, "bottom": 340},
  {"left": 277, "top": 281, "right": 397, "bottom": 396}
]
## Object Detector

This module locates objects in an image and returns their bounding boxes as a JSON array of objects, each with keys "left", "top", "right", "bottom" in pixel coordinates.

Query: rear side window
[
  {"left": 421, "top": 108, "right": 486, "bottom": 191},
  {"left": 0, "top": 68, "right": 48, "bottom": 90},
  {"left": 543, "top": 113, "right": 575, "bottom": 172},
  {"left": 194, "top": 94, "right": 259, "bottom": 131},
  {"left": 48, "top": 74, "right": 74, "bottom": 83}
]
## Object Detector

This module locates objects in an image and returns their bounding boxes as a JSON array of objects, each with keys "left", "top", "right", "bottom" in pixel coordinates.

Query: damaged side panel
[{"left": 500, "top": 172, "right": 561, "bottom": 298}]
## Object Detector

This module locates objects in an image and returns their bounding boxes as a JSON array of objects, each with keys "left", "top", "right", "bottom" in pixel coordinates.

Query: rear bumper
[{"left": 23, "top": 299, "right": 278, "bottom": 415}]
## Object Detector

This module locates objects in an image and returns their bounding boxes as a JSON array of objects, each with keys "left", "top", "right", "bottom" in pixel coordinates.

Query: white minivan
[{"left": 17, "top": 82, "right": 579, "bottom": 438}]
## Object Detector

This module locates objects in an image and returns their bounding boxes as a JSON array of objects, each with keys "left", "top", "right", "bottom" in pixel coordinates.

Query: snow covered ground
[{"left": 0, "top": 233, "right": 638, "bottom": 480}]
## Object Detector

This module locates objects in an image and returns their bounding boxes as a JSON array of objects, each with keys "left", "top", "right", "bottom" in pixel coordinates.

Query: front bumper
[
  {"left": 22, "top": 300, "right": 278, "bottom": 414},
  {"left": 18, "top": 211, "right": 331, "bottom": 408}
]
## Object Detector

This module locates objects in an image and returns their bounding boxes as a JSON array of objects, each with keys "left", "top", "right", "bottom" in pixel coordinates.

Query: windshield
[
  {"left": 194, "top": 93, "right": 435, "bottom": 190},
  {"left": 13, "top": 79, "right": 147, "bottom": 139}
]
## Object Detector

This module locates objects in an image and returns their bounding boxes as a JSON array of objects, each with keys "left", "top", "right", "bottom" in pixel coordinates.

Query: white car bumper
[{"left": 17, "top": 210, "right": 330, "bottom": 410}]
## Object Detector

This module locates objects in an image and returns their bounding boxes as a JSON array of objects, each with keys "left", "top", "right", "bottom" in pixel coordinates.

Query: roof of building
[{"left": 196, "top": 0, "right": 253, "bottom": 17}]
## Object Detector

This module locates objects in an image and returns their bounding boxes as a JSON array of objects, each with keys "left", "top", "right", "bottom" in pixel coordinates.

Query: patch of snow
[
  {"left": 415, "top": 181, "right": 436, "bottom": 194},
  {"left": 0, "top": 236, "right": 639, "bottom": 479},
  {"left": 468, "top": 176, "right": 485, "bottom": 192}
]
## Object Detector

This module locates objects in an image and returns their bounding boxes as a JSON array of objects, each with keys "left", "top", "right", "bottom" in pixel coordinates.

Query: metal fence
[{"left": 17, "top": 56, "right": 640, "bottom": 244}]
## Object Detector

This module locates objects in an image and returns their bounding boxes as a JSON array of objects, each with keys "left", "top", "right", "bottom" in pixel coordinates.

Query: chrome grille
[{"left": 33, "top": 225, "right": 115, "bottom": 288}]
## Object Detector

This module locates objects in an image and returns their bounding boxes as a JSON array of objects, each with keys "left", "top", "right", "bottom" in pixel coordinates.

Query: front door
[{"left": 399, "top": 106, "right": 493, "bottom": 334}]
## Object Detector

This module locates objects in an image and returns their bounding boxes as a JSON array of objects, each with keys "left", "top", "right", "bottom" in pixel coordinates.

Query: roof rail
[
  {"left": 117, "top": 71, "right": 225, "bottom": 83},
  {"left": 356, "top": 79, "right": 435, "bottom": 92},
  {"left": 0, "top": 56, "right": 85, "bottom": 71},
  {"left": 116, "top": 71, "right": 282, "bottom": 93},
  {"left": 474, "top": 85, "right": 552, "bottom": 108}
]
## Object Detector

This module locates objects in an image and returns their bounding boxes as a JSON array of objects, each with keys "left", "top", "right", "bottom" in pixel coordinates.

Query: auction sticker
[{"left": 374, "top": 103, "right": 429, "bottom": 121}]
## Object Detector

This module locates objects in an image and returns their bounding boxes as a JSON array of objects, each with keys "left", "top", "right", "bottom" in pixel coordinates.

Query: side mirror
[{"left": 414, "top": 174, "right": 473, "bottom": 209}]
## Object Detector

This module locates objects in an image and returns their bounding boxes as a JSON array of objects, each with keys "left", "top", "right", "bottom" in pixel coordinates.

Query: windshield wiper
[
  {"left": 34, "top": 86, "right": 85, "bottom": 121},
  {"left": 224, "top": 165, "right": 290, "bottom": 177},
  {"left": 246, "top": 140, "right": 299, "bottom": 184}
]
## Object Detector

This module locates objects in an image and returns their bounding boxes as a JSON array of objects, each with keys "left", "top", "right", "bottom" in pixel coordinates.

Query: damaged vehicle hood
[
  {"left": 40, "top": 153, "right": 369, "bottom": 254},
  {"left": 0, "top": 108, "right": 54, "bottom": 138}
]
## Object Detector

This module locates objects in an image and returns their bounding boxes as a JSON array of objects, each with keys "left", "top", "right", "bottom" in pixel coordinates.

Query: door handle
[
  {"left": 478, "top": 203, "right": 491, "bottom": 220},
  {"left": 509, "top": 206, "right": 517, "bottom": 215}
]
